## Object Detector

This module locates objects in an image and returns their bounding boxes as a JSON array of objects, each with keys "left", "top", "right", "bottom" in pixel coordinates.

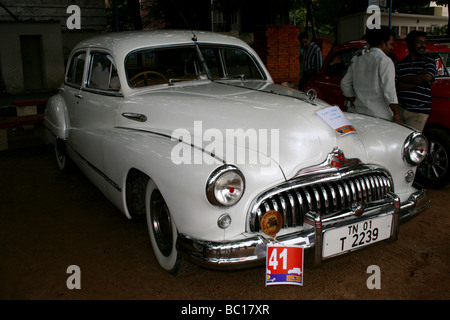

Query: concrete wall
[
  {"left": 0, "top": 0, "right": 107, "bottom": 94},
  {"left": 0, "top": 22, "right": 65, "bottom": 94}
]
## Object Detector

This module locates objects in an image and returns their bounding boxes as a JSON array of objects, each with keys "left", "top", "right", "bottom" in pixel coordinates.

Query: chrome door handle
[{"left": 75, "top": 94, "right": 83, "bottom": 99}]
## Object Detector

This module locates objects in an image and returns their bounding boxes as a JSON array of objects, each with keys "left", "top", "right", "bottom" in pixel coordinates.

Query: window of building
[{"left": 401, "top": 26, "right": 408, "bottom": 37}]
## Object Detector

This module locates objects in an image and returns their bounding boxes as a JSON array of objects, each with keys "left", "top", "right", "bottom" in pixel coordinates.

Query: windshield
[
  {"left": 200, "top": 46, "right": 265, "bottom": 80},
  {"left": 125, "top": 45, "right": 265, "bottom": 88}
]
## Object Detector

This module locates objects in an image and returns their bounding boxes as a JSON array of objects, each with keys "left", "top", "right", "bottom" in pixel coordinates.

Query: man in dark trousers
[
  {"left": 395, "top": 30, "right": 436, "bottom": 131},
  {"left": 298, "top": 32, "right": 323, "bottom": 90}
]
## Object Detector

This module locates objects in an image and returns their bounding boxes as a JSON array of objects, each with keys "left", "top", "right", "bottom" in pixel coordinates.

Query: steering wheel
[{"left": 129, "top": 71, "right": 168, "bottom": 87}]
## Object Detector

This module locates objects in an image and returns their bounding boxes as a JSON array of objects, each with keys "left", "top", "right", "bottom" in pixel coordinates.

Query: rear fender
[{"left": 44, "top": 94, "right": 69, "bottom": 143}]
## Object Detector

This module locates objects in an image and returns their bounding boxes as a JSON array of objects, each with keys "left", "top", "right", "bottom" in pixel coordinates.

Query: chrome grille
[{"left": 249, "top": 169, "right": 393, "bottom": 232}]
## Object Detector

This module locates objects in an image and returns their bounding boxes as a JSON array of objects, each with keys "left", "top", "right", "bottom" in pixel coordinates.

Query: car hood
[{"left": 118, "top": 81, "right": 405, "bottom": 179}]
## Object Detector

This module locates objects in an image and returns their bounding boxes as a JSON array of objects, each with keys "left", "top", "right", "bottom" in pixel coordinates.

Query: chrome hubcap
[
  {"left": 419, "top": 140, "right": 449, "bottom": 180},
  {"left": 151, "top": 190, "right": 173, "bottom": 257}
]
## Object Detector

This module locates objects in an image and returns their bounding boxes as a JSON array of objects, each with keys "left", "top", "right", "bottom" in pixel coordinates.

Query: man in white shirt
[{"left": 341, "top": 27, "right": 400, "bottom": 122}]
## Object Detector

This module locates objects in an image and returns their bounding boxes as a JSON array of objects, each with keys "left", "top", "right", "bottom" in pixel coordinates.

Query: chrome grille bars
[{"left": 248, "top": 165, "right": 393, "bottom": 233}]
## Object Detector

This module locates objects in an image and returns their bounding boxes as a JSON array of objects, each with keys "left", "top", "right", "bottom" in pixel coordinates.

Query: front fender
[
  {"left": 348, "top": 113, "right": 420, "bottom": 201},
  {"left": 102, "top": 128, "right": 285, "bottom": 241}
]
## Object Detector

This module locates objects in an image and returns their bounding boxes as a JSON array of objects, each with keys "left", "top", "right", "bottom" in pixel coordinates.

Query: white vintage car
[{"left": 44, "top": 30, "right": 429, "bottom": 273}]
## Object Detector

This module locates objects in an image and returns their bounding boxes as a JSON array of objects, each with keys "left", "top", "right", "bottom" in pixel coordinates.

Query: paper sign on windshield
[{"left": 316, "top": 106, "right": 356, "bottom": 136}]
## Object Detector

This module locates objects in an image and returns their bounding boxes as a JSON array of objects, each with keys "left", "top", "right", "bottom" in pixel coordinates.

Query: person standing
[
  {"left": 340, "top": 27, "right": 400, "bottom": 122},
  {"left": 395, "top": 30, "right": 436, "bottom": 131},
  {"left": 298, "top": 32, "right": 323, "bottom": 90}
]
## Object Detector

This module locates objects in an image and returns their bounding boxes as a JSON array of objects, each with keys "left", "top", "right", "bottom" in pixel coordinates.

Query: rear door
[{"left": 70, "top": 50, "right": 123, "bottom": 191}]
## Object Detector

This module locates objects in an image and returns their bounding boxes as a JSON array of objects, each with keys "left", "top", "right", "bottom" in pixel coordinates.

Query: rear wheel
[
  {"left": 54, "top": 138, "right": 73, "bottom": 171},
  {"left": 145, "top": 181, "right": 181, "bottom": 273}
]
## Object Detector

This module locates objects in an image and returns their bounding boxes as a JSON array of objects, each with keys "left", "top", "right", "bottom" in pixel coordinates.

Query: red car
[{"left": 304, "top": 39, "right": 450, "bottom": 188}]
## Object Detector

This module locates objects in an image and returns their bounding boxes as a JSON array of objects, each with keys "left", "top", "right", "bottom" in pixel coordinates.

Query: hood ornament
[
  {"left": 328, "top": 147, "right": 346, "bottom": 168},
  {"left": 305, "top": 89, "right": 317, "bottom": 105},
  {"left": 294, "top": 147, "right": 362, "bottom": 177}
]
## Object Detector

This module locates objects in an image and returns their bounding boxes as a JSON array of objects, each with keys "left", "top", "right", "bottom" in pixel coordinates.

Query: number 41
[{"left": 268, "top": 248, "right": 287, "bottom": 270}]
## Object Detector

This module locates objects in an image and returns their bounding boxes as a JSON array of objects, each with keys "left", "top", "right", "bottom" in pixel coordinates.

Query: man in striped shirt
[
  {"left": 298, "top": 32, "right": 323, "bottom": 90},
  {"left": 395, "top": 31, "right": 436, "bottom": 131}
]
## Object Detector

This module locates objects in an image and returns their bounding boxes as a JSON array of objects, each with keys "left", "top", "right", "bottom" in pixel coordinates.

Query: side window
[
  {"left": 66, "top": 51, "right": 86, "bottom": 87},
  {"left": 324, "top": 50, "right": 357, "bottom": 78},
  {"left": 87, "top": 52, "right": 120, "bottom": 91}
]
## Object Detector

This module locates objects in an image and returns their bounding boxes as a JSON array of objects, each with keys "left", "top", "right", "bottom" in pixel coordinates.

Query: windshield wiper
[{"left": 193, "top": 41, "right": 213, "bottom": 81}]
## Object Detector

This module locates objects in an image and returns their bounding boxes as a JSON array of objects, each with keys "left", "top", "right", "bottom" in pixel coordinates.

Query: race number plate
[
  {"left": 322, "top": 215, "right": 393, "bottom": 258},
  {"left": 266, "top": 245, "right": 304, "bottom": 286}
]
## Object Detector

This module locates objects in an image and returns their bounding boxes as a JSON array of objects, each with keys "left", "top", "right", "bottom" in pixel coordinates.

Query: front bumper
[{"left": 176, "top": 186, "right": 429, "bottom": 270}]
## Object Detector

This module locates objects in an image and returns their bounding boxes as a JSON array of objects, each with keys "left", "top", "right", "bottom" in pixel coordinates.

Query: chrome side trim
[
  {"left": 115, "top": 126, "right": 226, "bottom": 164},
  {"left": 314, "top": 81, "right": 341, "bottom": 88},
  {"left": 66, "top": 142, "right": 122, "bottom": 192}
]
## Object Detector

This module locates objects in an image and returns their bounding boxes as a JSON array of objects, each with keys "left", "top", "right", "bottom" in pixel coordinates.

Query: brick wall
[
  {"left": 254, "top": 25, "right": 300, "bottom": 87},
  {"left": 313, "top": 37, "right": 332, "bottom": 60}
]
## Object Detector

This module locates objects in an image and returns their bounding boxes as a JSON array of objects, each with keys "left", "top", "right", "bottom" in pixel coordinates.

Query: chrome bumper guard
[{"left": 176, "top": 186, "right": 429, "bottom": 271}]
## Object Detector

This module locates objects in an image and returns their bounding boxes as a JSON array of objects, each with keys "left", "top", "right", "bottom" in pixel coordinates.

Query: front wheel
[
  {"left": 145, "top": 181, "right": 181, "bottom": 273},
  {"left": 416, "top": 128, "right": 450, "bottom": 189}
]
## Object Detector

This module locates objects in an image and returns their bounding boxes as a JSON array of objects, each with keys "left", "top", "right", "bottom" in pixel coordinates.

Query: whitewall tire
[{"left": 145, "top": 180, "right": 181, "bottom": 273}]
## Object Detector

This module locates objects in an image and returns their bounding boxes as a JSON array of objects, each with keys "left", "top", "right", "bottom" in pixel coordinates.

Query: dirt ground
[{"left": 1, "top": 129, "right": 449, "bottom": 304}]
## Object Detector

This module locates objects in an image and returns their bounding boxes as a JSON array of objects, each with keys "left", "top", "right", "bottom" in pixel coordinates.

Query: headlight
[
  {"left": 206, "top": 165, "right": 245, "bottom": 206},
  {"left": 403, "top": 132, "right": 428, "bottom": 165}
]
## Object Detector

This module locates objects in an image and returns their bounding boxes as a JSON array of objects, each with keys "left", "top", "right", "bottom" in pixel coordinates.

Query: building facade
[{"left": 0, "top": 0, "right": 107, "bottom": 94}]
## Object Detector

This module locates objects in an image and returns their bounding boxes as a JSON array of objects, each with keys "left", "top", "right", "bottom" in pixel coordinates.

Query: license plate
[{"left": 322, "top": 215, "right": 393, "bottom": 258}]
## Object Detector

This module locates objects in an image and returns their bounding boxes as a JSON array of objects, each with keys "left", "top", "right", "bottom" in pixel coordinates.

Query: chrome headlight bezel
[
  {"left": 206, "top": 165, "right": 245, "bottom": 207},
  {"left": 402, "top": 132, "right": 428, "bottom": 166}
]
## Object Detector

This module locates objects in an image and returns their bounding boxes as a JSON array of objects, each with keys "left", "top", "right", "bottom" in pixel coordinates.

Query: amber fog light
[{"left": 260, "top": 210, "right": 283, "bottom": 237}]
